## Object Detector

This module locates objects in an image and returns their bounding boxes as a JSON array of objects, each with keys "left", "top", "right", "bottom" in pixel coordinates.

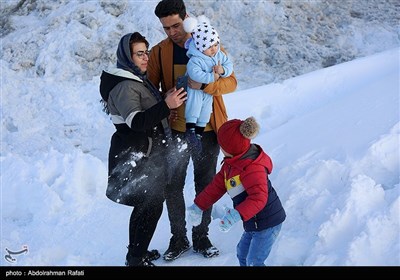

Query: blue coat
[{"left": 185, "top": 39, "right": 234, "bottom": 126}]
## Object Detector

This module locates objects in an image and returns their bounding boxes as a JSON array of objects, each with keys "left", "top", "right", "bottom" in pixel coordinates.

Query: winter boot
[
  {"left": 145, "top": 249, "right": 160, "bottom": 261},
  {"left": 125, "top": 256, "right": 155, "bottom": 267},
  {"left": 125, "top": 245, "right": 157, "bottom": 266},
  {"left": 163, "top": 235, "right": 191, "bottom": 261},
  {"left": 193, "top": 236, "right": 219, "bottom": 258},
  {"left": 185, "top": 128, "right": 202, "bottom": 155}
]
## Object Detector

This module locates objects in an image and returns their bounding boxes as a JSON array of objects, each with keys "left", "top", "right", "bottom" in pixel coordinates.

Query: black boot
[
  {"left": 163, "top": 236, "right": 191, "bottom": 261},
  {"left": 125, "top": 245, "right": 157, "bottom": 266},
  {"left": 145, "top": 249, "right": 161, "bottom": 261},
  {"left": 125, "top": 256, "right": 155, "bottom": 267},
  {"left": 193, "top": 236, "right": 219, "bottom": 258}
]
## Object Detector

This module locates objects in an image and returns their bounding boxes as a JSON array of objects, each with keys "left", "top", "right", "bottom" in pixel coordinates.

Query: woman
[{"left": 99, "top": 32, "right": 187, "bottom": 266}]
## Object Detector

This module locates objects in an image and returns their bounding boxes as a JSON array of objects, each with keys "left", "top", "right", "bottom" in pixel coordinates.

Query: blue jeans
[{"left": 236, "top": 223, "right": 282, "bottom": 266}]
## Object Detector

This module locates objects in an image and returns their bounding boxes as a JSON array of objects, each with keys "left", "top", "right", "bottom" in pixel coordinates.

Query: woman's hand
[{"left": 165, "top": 87, "right": 187, "bottom": 109}]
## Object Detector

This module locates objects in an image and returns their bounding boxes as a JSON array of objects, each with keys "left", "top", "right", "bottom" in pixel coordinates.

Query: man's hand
[
  {"left": 187, "top": 77, "right": 203, "bottom": 90},
  {"left": 169, "top": 109, "right": 178, "bottom": 123}
]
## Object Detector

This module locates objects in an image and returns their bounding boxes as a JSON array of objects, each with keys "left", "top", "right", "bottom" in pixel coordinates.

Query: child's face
[
  {"left": 203, "top": 42, "right": 219, "bottom": 57},
  {"left": 221, "top": 148, "right": 232, "bottom": 158}
]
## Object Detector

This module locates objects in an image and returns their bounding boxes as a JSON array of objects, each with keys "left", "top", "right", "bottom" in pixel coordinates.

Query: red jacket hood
[{"left": 223, "top": 144, "right": 273, "bottom": 174}]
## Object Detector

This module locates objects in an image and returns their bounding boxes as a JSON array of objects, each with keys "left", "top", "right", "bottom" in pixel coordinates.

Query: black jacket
[{"left": 100, "top": 69, "right": 170, "bottom": 206}]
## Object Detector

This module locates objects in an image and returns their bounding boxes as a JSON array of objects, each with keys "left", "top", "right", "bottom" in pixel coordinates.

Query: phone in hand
[{"left": 176, "top": 75, "right": 188, "bottom": 92}]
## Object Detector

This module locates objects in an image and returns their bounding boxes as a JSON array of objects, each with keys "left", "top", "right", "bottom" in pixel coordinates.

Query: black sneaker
[
  {"left": 145, "top": 249, "right": 160, "bottom": 261},
  {"left": 163, "top": 236, "right": 191, "bottom": 261},
  {"left": 193, "top": 237, "right": 219, "bottom": 258}
]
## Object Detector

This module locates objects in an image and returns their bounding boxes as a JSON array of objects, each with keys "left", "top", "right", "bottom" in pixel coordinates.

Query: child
[
  {"left": 187, "top": 117, "right": 286, "bottom": 266},
  {"left": 182, "top": 16, "right": 234, "bottom": 154}
]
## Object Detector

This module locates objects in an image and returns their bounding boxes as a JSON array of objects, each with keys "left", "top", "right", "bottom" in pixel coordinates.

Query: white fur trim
[
  {"left": 183, "top": 17, "right": 198, "bottom": 33},
  {"left": 197, "top": 15, "right": 210, "bottom": 25}
]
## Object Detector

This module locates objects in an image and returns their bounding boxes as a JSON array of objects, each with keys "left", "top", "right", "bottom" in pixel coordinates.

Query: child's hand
[
  {"left": 213, "top": 61, "right": 224, "bottom": 75},
  {"left": 219, "top": 207, "right": 241, "bottom": 232},
  {"left": 187, "top": 204, "right": 203, "bottom": 226},
  {"left": 213, "top": 71, "right": 220, "bottom": 82}
]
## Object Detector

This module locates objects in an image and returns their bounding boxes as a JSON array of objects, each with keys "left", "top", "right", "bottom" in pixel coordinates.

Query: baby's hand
[
  {"left": 213, "top": 61, "right": 224, "bottom": 75},
  {"left": 213, "top": 71, "right": 220, "bottom": 82}
]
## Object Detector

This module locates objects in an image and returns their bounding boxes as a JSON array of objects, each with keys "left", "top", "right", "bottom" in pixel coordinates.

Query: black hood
[{"left": 99, "top": 70, "right": 137, "bottom": 102}]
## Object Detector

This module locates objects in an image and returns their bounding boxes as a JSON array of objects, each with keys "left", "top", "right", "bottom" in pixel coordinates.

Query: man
[{"left": 147, "top": 0, "right": 237, "bottom": 261}]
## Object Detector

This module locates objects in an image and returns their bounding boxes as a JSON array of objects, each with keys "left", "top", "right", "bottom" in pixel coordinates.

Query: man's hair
[{"left": 154, "top": 0, "right": 186, "bottom": 20}]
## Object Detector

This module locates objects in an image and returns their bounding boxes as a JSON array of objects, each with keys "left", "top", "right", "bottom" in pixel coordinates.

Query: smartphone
[{"left": 176, "top": 75, "right": 188, "bottom": 92}]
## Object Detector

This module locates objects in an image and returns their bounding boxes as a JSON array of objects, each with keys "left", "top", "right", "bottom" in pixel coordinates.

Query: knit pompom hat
[
  {"left": 217, "top": 117, "right": 260, "bottom": 156},
  {"left": 183, "top": 15, "right": 220, "bottom": 52}
]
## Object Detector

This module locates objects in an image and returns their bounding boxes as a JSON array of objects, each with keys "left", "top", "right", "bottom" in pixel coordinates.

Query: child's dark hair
[{"left": 154, "top": 0, "right": 186, "bottom": 20}]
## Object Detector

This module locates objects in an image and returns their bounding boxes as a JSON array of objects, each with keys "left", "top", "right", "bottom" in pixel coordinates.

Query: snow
[{"left": 1, "top": 0, "right": 399, "bottom": 269}]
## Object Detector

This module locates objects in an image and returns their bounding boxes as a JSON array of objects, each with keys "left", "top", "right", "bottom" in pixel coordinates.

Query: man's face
[{"left": 159, "top": 14, "right": 190, "bottom": 47}]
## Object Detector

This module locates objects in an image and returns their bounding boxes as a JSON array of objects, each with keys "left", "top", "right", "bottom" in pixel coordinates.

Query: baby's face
[{"left": 203, "top": 42, "right": 219, "bottom": 57}]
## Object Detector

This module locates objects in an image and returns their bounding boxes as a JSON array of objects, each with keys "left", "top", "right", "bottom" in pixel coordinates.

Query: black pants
[
  {"left": 128, "top": 194, "right": 164, "bottom": 258},
  {"left": 123, "top": 136, "right": 168, "bottom": 259},
  {"left": 165, "top": 130, "right": 220, "bottom": 242}
]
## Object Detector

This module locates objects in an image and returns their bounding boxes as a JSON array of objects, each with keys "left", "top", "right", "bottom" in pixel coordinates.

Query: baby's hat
[{"left": 183, "top": 15, "right": 220, "bottom": 52}]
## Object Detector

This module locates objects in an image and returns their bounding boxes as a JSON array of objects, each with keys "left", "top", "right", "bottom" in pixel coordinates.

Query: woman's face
[{"left": 131, "top": 42, "right": 149, "bottom": 73}]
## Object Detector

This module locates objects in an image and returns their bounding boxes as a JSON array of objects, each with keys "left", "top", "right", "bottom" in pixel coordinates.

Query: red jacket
[
  {"left": 195, "top": 144, "right": 272, "bottom": 221},
  {"left": 195, "top": 144, "right": 286, "bottom": 231}
]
